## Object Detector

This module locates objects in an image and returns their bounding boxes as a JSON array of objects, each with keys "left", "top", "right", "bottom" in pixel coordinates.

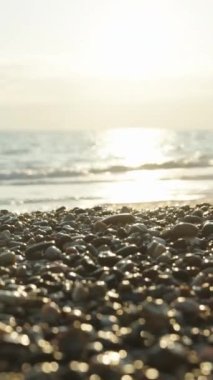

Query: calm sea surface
[{"left": 0, "top": 128, "right": 212, "bottom": 211}]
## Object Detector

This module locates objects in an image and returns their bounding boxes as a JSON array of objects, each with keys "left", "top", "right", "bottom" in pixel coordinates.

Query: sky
[{"left": 0, "top": 0, "right": 213, "bottom": 130}]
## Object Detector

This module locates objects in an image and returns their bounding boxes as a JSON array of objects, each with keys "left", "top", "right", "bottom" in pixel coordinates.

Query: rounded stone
[
  {"left": 25, "top": 241, "right": 55, "bottom": 260},
  {"left": 0, "top": 230, "right": 11, "bottom": 240},
  {"left": 43, "top": 245, "right": 61, "bottom": 260},
  {"left": 41, "top": 301, "right": 61, "bottom": 323},
  {"left": 72, "top": 281, "right": 89, "bottom": 302},
  {"left": 182, "top": 253, "right": 202, "bottom": 267},
  {"left": 98, "top": 251, "right": 120, "bottom": 267},
  {"left": 58, "top": 326, "right": 92, "bottom": 359},
  {"left": 170, "top": 222, "right": 199, "bottom": 239},
  {"left": 93, "top": 220, "right": 107, "bottom": 233},
  {"left": 148, "top": 339, "right": 187, "bottom": 372},
  {"left": 202, "top": 221, "right": 213, "bottom": 237},
  {"left": 173, "top": 297, "right": 200, "bottom": 317},
  {"left": 101, "top": 213, "right": 136, "bottom": 225},
  {"left": 172, "top": 267, "right": 190, "bottom": 282},
  {"left": 0, "top": 251, "right": 16, "bottom": 266},
  {"left": 116, "top": 245, "right": 138, "bottom": 257},
  {"left": 129, "top": 223, "right": 148, "bottom": 234},
  {"left": 147, "top": 240, "right": 166, "bottom": 258},
  {"left": 182, "top": 215, "right": 202, "bottom": 224}
]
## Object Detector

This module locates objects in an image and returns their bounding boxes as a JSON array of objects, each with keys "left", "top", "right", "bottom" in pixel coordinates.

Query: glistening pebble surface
[{"left": 0, "top": 203, "right": 212, "bottom": 380}]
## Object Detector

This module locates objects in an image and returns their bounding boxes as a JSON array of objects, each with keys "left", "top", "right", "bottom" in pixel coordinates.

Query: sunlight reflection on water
[
  {"left": 97, "top": 127, "right": 169, "bottom": 167},
  {"left": 0, "top": 127, "right": 212, "bottom": 211}
]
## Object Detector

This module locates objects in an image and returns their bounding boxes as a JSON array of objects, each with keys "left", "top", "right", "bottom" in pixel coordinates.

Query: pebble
[
  {"left": 202, "top": 221, "right": 213, "bottom": 237},
  {"left": 72, "top": 281, "right": 89, "bottom": 302},
  {"left": 93, "top": 220, "right": 107, "bottom": 232},
  {"left": 0, "top": 203, "right": 211, "bottom": 377},
  {"left": 182, "top": 253, "right": 202, "bottom": 266},
  {"left": 116, "top": 244, "right": 138, "bottom": 257},
  {"left": 58, "top": 326, "right": 92, "bottom": 359},
  {"left": 43, "top": 245, "right": 61, "bottom": 260},
  {"left": 25, "top": 241, "right": 55, "bottom": 260},
  {"left": 98, "top": 251, "right": 120, "bottom": 266},
  {"left": 0, "top": 251, "right": 16, "bottom": 266},
  {"left": 170, "top": 222, "right": 199, "bottom": 239},
  {"left": 147, "top": 240, "right": 166, "bottom": 258},
  {"left": 0, "top": 290, "right": 27, "bottom": 305},
  {"left": 172, "top": 297, "right": 200, "bottom": 318},
  {"left": 182, "top": 214, "right": 203, "bottom": 224},
  {"left": 40, "top": 301, "right": 61, "bottom": 323},
  {"left": 142, "top": 300, "right": 169, "bottom": 332},
  {"left": 100, "top": 213, "right": 136, "bottom": 225},
  {"left": 148, "top": 337, "right": 187, "bottom": 371},
  {"left": 129, "top": 223, "right": 148, "bottom": 234},
  {"left": 0, "top": 229, "right": 11, "bottom": 240}
]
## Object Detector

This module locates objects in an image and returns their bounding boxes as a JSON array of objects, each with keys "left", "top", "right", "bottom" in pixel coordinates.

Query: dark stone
[
  {"left": 25, "top": 241, "right": 55, "bottom": 259},
  {"left": 116, "top": 245, "right": 138, "bottom": 257},
  {"left": 182, "top": 215, "right": 202, "bottom": 224},
  {"left": 101, "top": 213, "right": 136, "bottom": 225},
  {"left": 202, "top": 221, "right": 213, "bottom": 237},
  {"left": 170, "top": 223, "right": 198, "bottom": 239},
  {"left": 0, "top": 251, "right": 16, "bottom": 266},
  {"left": 98, "top": 251, "right": 120, "bottom": 266},
  {"left": 148, "top": 339, "right": 187, "bottom": 372}
]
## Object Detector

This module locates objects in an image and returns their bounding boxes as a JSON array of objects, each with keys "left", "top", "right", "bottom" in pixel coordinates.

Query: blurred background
[{"left": 0, "top": 1, "right": 212, "bottom": 210}]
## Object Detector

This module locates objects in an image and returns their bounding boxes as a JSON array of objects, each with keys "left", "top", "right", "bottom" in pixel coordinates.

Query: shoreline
[
  {"left": 103, "top": 197, "right": 213, "bottom": 211},
  {"left": 2, "top": 197, "right": 213, "bottom": 215}
]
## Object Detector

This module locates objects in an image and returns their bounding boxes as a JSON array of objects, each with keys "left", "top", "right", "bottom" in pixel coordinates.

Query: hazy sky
[{"left": 0, "top": 0, "right": 213, "bottom": 130}]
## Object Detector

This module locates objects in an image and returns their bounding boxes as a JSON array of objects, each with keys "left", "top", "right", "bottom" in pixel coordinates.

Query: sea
[{"left": 0, "top": 128, "right": 212, "bottom": 212}]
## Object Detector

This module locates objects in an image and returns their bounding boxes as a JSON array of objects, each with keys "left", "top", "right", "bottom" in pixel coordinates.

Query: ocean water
[{"left": 0, "top": 128, "right": 212, "bottom": 211}]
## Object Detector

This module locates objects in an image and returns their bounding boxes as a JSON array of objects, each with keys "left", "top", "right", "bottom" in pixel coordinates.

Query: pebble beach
[
  {"left": 0, "top": 202, "right": 212, "bottom": 379},
  {"left": 1, "top": 0, "right": 213, "bottom": 377}
]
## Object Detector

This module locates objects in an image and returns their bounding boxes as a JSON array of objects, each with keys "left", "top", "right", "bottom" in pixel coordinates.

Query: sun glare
[
  {"left": 99, "top": 128, "right": 167, "bottom": 167},
  {"left": 94, "top": 127, "right": 190, "bottom": 204}
]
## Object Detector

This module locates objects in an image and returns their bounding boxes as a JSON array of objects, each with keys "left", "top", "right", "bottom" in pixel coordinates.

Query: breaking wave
[{"left": 0, "top": 158, "right": 212, "bottom": 184}]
